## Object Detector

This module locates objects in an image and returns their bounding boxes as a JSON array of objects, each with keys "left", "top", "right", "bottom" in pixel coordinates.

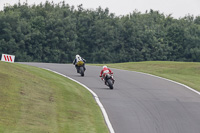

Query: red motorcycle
[{"left": 102, "top": 73, "right": 115, "bottom": 89}]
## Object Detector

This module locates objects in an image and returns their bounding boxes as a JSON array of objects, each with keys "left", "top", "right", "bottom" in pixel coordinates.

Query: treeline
[{"left": 0, "top": 1, "right": 200, "bottom": 63}]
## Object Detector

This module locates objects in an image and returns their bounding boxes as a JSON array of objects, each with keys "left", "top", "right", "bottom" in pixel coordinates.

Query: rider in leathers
[
  {"left": 99, "top": 65, "right": 114, "bottom": 84},
  {"left": 73, "top": 55, "right": 86, "bottom": 73}
]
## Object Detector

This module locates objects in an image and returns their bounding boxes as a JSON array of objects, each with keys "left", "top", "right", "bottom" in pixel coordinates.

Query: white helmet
[
  {"left": 76, "top": 54, "right": 80, "bottom": 58},
  {"left": 103, "top": 65, "right": 107, "bottom": 69}
]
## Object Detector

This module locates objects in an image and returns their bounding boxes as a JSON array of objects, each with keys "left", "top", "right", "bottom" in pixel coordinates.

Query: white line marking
[
  {"left": 43, "top": 68, "right": 115, "bottom": 133},
  {"left": 111, "top": 68, "right": 200, "bottom": 96}
]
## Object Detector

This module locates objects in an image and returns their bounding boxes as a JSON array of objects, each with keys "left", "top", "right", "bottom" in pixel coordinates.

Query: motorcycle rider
[
  {"left": 73, "top": 54, "right": 86, "bottom": 73},
  {"left": 99, "top": 65, "right": 115, "bottom": 84}
]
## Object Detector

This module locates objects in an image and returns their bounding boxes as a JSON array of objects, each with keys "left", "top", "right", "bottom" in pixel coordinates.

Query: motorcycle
[
  {"left": 76, "top": 61, "right": 85, "bottom": 76},
  {"left": 102, "top": 73, "right": 115, "bottom": 89}
]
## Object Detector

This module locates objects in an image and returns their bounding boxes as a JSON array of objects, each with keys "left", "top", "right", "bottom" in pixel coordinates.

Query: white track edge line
[
  {"left": 111, "top": 68, "right": 200, "bottom": 96},
  {"left": 43, "top": 68, "right": 115, "bottom": 133}
]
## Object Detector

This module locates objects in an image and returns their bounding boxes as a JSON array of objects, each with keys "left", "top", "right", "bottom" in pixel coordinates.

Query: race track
[{"left": 19, "top": 63, "right": 200, "bottom": 133}]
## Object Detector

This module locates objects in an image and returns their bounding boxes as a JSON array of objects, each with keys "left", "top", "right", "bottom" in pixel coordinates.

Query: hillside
[{"left": 0, "top": 61, "right": 108, "bottom": 133}]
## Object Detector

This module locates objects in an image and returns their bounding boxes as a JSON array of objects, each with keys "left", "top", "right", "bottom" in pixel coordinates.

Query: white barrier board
[{"left": 1, "top": 54, "right": 15, "bottom": 63}]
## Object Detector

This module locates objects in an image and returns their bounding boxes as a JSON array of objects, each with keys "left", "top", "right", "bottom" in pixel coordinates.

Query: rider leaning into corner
[
  {"left": 99, "top": 65, "right": 115, "bottom": 84},
  {"left": 73, "top": 54, "right": 86, "bottom": 73}
]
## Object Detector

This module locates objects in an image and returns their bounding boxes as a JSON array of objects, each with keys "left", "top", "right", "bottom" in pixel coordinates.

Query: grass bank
[
  {"left": 94, "top": 61, "right": 200, "bottom": 92},
  {"left": 0, "top": 61, "right": 108, "bottom": 133}
]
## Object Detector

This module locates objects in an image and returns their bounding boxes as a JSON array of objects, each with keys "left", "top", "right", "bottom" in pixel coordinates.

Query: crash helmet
[
  {"left": 103, "top": 65, "right": 107, "bottom": 69},
  {"left": 76, "top": 54, "right": 80, "bottom": 58}
]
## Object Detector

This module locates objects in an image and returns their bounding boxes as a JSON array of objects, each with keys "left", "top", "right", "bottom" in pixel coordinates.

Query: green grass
[
  {"left": 0, "top": 61, "right": 109, "bottom": 133},
  {"left": 92, "top": 61, "right": 200, "bottom": 92}
]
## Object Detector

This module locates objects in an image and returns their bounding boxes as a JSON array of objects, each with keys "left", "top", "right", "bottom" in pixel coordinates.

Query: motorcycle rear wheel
[
  {"left": 107, "top": 79, "right": 113, "bottom": 89},
  {"left": 80, "top": 67, "right": 84, "bottom": 76}
]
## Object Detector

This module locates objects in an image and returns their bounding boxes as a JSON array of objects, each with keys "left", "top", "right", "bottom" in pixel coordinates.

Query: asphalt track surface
[{"left": 20, "top": 63, "right": 200, "bottom": 133}]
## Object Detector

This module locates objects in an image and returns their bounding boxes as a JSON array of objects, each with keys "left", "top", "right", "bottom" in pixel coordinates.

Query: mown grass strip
[
  {"left": 92, "top": 61, "right": 200, "bottom": 92},
  {"left": 0, "top": 61, "right": 109, "bottom": 133}
]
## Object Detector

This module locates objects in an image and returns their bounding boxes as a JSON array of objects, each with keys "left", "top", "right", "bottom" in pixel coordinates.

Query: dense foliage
[{"left": 0, "top": 1, "right": 200, "bottom": 63}]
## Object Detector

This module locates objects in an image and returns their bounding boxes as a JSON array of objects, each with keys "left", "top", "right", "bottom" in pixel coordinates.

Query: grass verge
[
  {"left": 0, "top": 61, "right": 109, "bottom": 133},
  {"left": 93, "top": 61, "right": 200, "bottom": 92}
]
